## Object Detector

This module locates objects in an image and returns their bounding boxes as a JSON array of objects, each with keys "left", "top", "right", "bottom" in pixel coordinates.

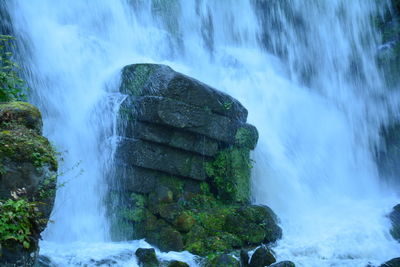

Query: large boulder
[
  {"left": 0, "top": 102, "right": 57, "bottom": 266},
  {"left": 108, "top": 64, "right": 280, "bottom": 257}
]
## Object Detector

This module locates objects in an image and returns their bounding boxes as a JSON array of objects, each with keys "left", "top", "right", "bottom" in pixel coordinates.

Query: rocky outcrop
[
  {"left": 376, "top": 0, "right": 400, "bottom": 86},
  {"left": 380, "top": 257, "right": 400, "bottom": 267},
  {"left": 0, "top": 102, "right": 57, "bottom": 266},
  {"left": 377, "top": 124, "right": 400, "bottom": 186},
  {"left": 389, "top": 204, "right": 400, "bottom": 241},
  {"left": 109, "top": 64, "right": 281, "bottom": 256}
]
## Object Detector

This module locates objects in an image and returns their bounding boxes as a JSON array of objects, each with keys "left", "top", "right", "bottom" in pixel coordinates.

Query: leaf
[{"left": 23, "top": 241, "right": 30, "bottom": 249}]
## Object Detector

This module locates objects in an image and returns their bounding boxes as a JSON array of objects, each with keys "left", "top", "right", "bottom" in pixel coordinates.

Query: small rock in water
[
  {"left": 167, "top": 260, "right": 190, "bottom": 267},
  {"left": 380, "top": 257, "right": 400, "bottom": 267},
  {"left": 209, "top": 254, "right": 240, "bottom": 267},
  {"left": 35, "top": 255, "right": 55, "bottom": 267},
  {"left": 389, "top": 204, "right": 400, "bottom": 241},
  {"left": 240, "top": 249, "right": 249, "bottom": 267},
  {"left": 249, "top": 246, "right": 276, "bottom": 267},
  {"left": 89, "top": 258, "right": 118, "bottom": 266},
  {"left": 135, "top": 248, "right": 159, "bottom": 267},
  {"left": 269, "top": 261, "right": 296, "bottom": 267}
]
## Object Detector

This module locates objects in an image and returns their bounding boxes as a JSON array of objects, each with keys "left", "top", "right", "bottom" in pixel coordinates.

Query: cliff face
[
  {"left": 109, "top": 64, "right": 281, "bottom": 256},
  {"left": 0, "top": 102, "right": 57, "bottom": 267}
]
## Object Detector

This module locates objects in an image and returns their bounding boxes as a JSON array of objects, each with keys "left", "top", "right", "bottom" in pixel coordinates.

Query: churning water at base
[{"left": 5, "top": 0, "right": 400, "bottom": 266}]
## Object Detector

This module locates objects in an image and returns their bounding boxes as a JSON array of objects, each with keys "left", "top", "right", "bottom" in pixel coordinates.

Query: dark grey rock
[
  {"left": 249, "top": 246, "right": 276, "bottom": 267},
  {"left": 113, "top": 164, "right": 158, "bottom": 194},
  {"left": 35, "top": 255, "right": 55, "bottom": 267},
  {"left": 135, "top": 248, "right": 159, "bottom": 267},
  {"left": 209, "top": 254, "right": 240, "bottom": 267},
  {"left": 126, "top": 121, "right": 219, "bottom": 156},
  {"left": 390, "top": 204, "right": 400, "bottom": 241},
  {"left": 116, "top": 138, "right": 208, "bottom": 181},
  {"left": 132, "top": 96, "right": 241, "bottom": 144},
  {"left": 270, "top": 261, "right": 296, "bottom": 267},
  {"left": 167, "top": 261, "right": 189, "bottom": 267},
  {"left": 380, "top": 257, "right": 400, "bottom": 267},
  {"left": 240, "top": 249, "right": 250, "bottom": 267},
  {"left": 120, "top": 64, "right": 248, "bottom": 122}
]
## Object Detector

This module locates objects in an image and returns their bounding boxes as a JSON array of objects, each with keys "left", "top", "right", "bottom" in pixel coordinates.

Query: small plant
[
  {"left": 0, "top": 188, "right": 44, "bottom": 250},
  {"left": 0, "top": 35, "right": 27, "bottom": 102}
]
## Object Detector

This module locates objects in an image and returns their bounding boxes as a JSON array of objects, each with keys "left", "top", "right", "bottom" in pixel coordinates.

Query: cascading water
[{"left": 4, "top": 0, "right": 400, "bottom": 266}]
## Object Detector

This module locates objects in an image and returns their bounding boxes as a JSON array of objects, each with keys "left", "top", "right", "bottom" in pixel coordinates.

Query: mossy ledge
[
  {"left": 0, "top": 101, "right": 58, "bottom": 267},
  {"left": 109, "top": 64, "right": 282, "bottom": 260}
]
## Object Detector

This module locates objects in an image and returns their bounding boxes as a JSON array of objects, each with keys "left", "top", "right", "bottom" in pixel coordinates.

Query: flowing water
[{"left": 3, "top": 0, "right": 400, "bottom": 266}]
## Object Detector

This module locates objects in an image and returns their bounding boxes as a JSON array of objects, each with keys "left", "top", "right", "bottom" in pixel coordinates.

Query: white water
[{"left": 5, "top": 0, "right": 400, "bottom": 266}]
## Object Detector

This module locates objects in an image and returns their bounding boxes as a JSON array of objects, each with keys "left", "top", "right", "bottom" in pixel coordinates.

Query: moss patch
[
  {"left": 0, "top": 125, "right": 57, "bottom": 172},
  {"left": 205, "top": 146, "right": 251, "bottom": 203}
]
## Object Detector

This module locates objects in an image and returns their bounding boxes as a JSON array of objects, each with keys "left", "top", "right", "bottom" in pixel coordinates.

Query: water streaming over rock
[{"left": 3, "top": 0, "right": 400, "bottom": 266}]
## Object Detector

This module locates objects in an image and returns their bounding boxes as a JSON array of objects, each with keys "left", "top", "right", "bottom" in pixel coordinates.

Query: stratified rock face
[
  {"left": 380, "top": 257, "right": 400, "bottom": 267},
  {"left": 0, "top": 102, "right": 57, "bottom": 267},
  {"left": 389, "top": 204, "right": 400, "bottom": 241},
  {"left": 377, "top": 124, "right": 400, "bottom": 186},
  {"left": 109, "top": 64, "right": 281, "bottom": 256}
]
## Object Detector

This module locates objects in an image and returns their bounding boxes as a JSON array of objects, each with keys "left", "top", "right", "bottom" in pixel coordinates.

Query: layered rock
[
  {"left": 377, "top": 124, "right": 400, "bottom": 186},
  {"left": 389, "top": 204, "right": 400, "bottom": 241},
  {"left": 109, "top": 64, "right": 281, "bottom": 256},
  {"left": 0, "top": 102, "right": 57, "bottom": 266}
]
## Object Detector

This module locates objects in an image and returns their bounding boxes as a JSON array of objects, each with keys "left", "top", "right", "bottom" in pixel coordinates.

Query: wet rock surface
[
  {"left": 0, "top": 102, "right": 57, "bottom": 266},
  {"left": 109, "top": 64, "right": 281, "bottom": 256}
]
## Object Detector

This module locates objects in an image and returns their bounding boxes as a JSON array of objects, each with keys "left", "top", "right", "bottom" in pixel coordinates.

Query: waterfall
[{"left": 4, "top": 0, "right": 400, "bottom": 266}]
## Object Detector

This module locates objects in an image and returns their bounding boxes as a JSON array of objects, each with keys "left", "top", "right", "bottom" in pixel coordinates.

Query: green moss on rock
[
  {"left": 0, "top": 102, "right": 42, "bottom": 134},
  {"left": 0, "top": 126, "right": 57, "bottom": 172},
  {"left": 235, "top": 126, "right": 258, "bottom": 150},
  {"left": 206, "top": 146, "right": 251, "bottom": 203}
]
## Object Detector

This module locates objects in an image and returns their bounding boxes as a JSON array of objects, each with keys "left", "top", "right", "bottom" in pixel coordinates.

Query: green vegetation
[
  {"left": 0, "top": 35, "right": 27, "bottom": 102},
  {"left": 0, "top": 125, "right": 57, "bottom": 172},
  {"left": 0, "top": 195, "right": 44, "bottom": 250},
  {"left": 205, "top": 147, "right": 251, "bottom": 203}
]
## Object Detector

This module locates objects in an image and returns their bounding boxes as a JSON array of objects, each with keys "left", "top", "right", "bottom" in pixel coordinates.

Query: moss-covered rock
[
  {"left": 0, "top": 102, "right": 42, "bottom": 134},
  {"left": 0, "top": 125, "right": 57, "bottom": 200},
  {"left": 0, "top": 102, "right": 57, "bottom": 267},
  {"left": 207, "top": 254, "right": 240, "bottom": 267},
  {"left": 110, "top": 63, "right": 279, "bottom": 258},
  {"left": 249, "top": 246, "right": 276, "bottom": 267},
  {"left": 205, "top": 147, "right": 252, "bottom": 203},
  {"left": 167, "top": 261, "right": 189, "bottom": 267},
  {"left": 135, "top": 248, "right": 159, "bottom": 267}
]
